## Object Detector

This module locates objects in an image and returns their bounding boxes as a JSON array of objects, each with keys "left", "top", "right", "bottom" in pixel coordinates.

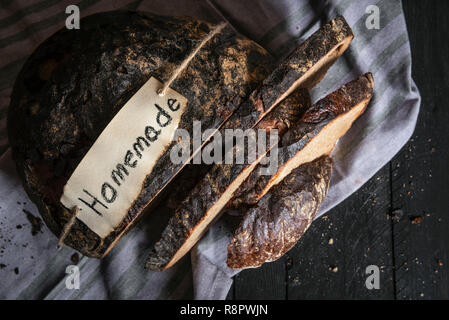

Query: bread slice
[
  {"left": 226, "top": 73, "right": 374, "bottom": 269},
  {"left": 145, "top": 88, "right": 311, "bottom": 271},
  {"left": 230, "top": 73, "right": 374, "bottom": 208},
  {"left": 145, "top": 17, "right": 355, "bottom": 271},
  {"left": 221, "top": 15, "right": 353, "bottom": 132}
]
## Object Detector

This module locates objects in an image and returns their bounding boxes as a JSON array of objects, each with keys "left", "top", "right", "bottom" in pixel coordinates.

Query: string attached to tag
[
  {"left": 57, "top": 21, "right": 227, "bottom": 248},
  {"left": 157, "top": 21, "right": 227, "bottom": 97},
  {"left": 57, "top": 206, "right": 80, "bottom": 249}
]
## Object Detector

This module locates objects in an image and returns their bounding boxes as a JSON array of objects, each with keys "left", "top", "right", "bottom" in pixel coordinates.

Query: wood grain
[
  {"left": 391, "top": 0, "right": 449, "bottom": 300},
  {"left": 233, "top": 256, "right": 287, "bottom": 299}
]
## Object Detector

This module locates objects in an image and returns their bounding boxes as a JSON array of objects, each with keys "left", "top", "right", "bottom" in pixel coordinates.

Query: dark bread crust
[
  {"left": 145, "top": 89, "right": 310, "bottom": 271},
  {"left": 230, "top": 73, "right": 375, "bottom": 208},
  {"left": 145, "top": 16, "right": 355, "bottom": 271},
  {"left": 227, "top": 156, "right": 333, "bottom": 269},
  {"left": 218, "top": 15, "right": 353, "bottom": 134},
  {"left": 7, "top": 11, "right": 273, "bottom": 257},
  {"left": 226, "top": 73, "right": 374, "bottom": 268},
  {"left": 246, "top": 15, "right": 353, "bottom": 115}
]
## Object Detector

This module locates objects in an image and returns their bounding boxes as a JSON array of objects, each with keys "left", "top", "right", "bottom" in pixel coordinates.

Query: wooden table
[{"left": 227, "top": 1, "right": 449, "bottom": 300}]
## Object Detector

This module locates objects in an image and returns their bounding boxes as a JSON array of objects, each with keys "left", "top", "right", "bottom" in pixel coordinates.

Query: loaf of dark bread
[
  {"left": 145, "top": 16, "right": 356, "bottom": 271},
  {"left": 7, "top": 11, "right": 273, "bottom": 258}
]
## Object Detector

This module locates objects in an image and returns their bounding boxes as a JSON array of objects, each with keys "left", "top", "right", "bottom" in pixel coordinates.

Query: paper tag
[{"left": 60, "top": 77, "right": 187, "bottom": 238}]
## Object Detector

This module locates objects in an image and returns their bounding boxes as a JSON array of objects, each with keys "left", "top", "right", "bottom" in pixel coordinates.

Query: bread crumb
[
  {"left": 410, "top": 216, "right": 423, "bottom": 224},
  {"left": 71, "top": 253, "right": 80, "bottom": 265},
  {"left": 329, "top": 265, "right": 338, "bottom": 272}
]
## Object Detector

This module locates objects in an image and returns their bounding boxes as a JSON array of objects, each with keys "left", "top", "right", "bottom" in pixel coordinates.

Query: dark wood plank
[
  {"left": 232, "top": 256, "right": 286, "bottom": 299},
  {"left": 287, "top": 165, "right": 394, "bottom": 299},
  {"left": 391, "top": 0, "right": 449, "bottom": 300}
]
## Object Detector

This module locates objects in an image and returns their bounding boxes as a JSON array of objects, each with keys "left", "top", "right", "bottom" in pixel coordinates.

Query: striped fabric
[{"left": 0, "top": 0, "right": 419, "bottom": 299}]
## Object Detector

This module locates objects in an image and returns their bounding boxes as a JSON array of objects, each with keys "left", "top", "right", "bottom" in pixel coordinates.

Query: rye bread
[
  {"left": 145, "top": 15, "right": 355, "bottom": 271},
  {"left": 227, "top": 156, "right": 333, "bottom": 269},
  {"left": 226, "top": 73, "right": 374, "bottom": 269},
  {"left": 7, "top": 11, "right": 273, "bottom": 257}
]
